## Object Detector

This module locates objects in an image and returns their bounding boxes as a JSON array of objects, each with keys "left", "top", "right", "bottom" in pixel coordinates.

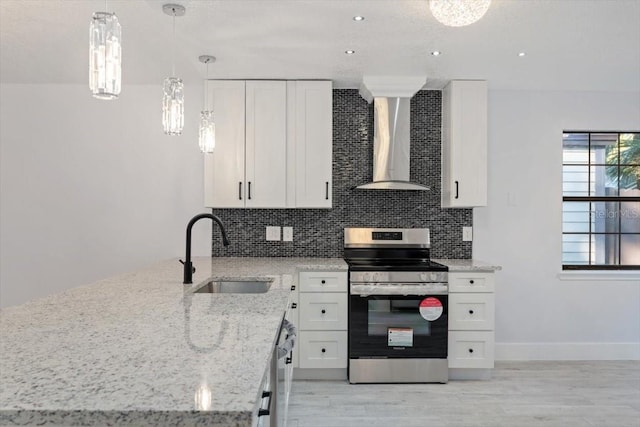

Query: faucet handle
[{"left": 178, "top": 260, "right": 196, "bottom": 273}]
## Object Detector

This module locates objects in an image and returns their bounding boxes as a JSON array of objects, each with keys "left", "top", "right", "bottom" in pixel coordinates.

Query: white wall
[
  {"left": 475, "top": 89, "right": 640, "bottom": 360},
  {"left": 0, "top": 83, "right": 212, "bottom": 308}
]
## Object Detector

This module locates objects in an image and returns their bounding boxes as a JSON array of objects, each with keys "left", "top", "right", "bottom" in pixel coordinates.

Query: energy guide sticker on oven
[
  {"left": 419, "top": 297, "right": 443, "bottom": 321},
  {"left": 388, "top": 327, "right": 413, "bottom": 347}
]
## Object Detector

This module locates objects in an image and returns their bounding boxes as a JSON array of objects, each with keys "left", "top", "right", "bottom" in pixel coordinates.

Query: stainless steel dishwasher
[{"left": 254, "top": 316, "right": 296, "bottom": 427}]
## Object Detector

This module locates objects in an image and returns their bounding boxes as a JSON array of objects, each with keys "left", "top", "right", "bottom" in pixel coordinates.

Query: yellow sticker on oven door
[{"left": 419, "top": 297, "right": 443, "bottom": 321}]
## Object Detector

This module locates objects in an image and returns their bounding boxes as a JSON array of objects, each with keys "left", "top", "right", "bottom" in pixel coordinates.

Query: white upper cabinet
[
  {"left": 204, "top": 80, "right": 288, "bottom": 208},
  {"left": 204, "top": 80, "right": 332, "bottom": 209},
  {"left": 441, "top": 80, "right": 488, "bottom": 208},
  {"left": 291, "top": 81, "right": 333, "bottom": 208},
  {"left": 245, "top": 81, "right": 288, "bottom": 208},
  {"left": 204, "top": 80, "right": 245, "bottom": 208}
]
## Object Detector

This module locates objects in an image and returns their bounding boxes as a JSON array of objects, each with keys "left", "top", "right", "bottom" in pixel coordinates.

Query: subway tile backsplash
[{"left": 211, "top": 89, "right": 472, "bottom": 259}]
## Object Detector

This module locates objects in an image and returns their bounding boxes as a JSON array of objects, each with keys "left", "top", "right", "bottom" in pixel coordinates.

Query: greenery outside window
[{"left": 562, "top": 132, "right": 640, "bottom": 270}]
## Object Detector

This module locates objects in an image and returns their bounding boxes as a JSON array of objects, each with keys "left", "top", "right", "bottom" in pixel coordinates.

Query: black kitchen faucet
[{"left": 180, "top": 213, "right": 230, "bottom": 284}]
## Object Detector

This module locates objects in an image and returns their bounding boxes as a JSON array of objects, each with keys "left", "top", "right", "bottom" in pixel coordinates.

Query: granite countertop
[
  {"left": 0, "top": 257, "right": 347, "bottom": 426},
  {"left": 434, "top": 259, "right": 502, "bottom": 272}
]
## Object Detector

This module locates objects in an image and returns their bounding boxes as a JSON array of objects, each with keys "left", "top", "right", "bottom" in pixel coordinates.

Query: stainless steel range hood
[{"left": 356, "top": 76, "right": 429, "bottom": 191}]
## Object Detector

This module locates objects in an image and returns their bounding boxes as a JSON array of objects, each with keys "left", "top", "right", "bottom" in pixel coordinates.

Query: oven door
[{"left": 349, "top": 294, "right": 448, "bottom": 359}]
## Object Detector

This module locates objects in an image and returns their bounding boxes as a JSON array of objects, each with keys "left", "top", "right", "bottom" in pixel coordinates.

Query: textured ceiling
[{"left": 1, "top": 0, "right": 639, "bottom": 91}]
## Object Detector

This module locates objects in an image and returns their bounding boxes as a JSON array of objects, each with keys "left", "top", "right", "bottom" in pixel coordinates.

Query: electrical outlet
[
  {"left": 266, "top": 226, "right": 281, "bottom": 241},
  {"left": 462, "top": 227, "right": 473, "bottom": 242},
  {"left": 282, "top": 227, "right": 293, "bottom": 242}
]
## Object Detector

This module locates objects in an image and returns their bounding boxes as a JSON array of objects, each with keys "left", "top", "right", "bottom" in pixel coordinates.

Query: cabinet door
[
  {"left": 245, "top": 81, "right": 288, "bottom": 208},
  {"left": 294, "top": 81, "right": 333, "bottom": 208},
  {"left": 204, "top": 80, "right": 246, "bottom": 208},
  {"left": 442, "top": 80, "right": 488, "bottom": 208}
]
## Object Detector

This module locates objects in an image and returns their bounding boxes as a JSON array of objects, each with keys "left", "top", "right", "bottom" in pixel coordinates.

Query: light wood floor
[{"left": 287, "top": 361, "right": 640, "bottom": 427}]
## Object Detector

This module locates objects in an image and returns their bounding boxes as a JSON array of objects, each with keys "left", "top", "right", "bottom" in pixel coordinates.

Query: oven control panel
[{"left": 372, "top": 231, "right": 403, "bottom": 241}]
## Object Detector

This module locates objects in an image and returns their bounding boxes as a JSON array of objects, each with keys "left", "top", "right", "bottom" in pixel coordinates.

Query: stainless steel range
[{"left": 345, "top": 227, "right": 449, "bottom": 384}]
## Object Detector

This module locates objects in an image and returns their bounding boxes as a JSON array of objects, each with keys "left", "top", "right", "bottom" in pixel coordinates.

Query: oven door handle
[{"left": 350, "top": 283, "right": 448, "bottom": 296}]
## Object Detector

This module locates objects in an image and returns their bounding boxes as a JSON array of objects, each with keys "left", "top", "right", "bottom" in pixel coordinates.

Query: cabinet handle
[
  {"left": 468, "top": 348, "right": 474, "bottom": 354},
  {"left": 469, "top": 309, "right": 474, "bottom": 315},
  {"left": 321, "top": 280, "right": 326, "bottom": 284},
  {"left": 258, "top": 391, "right": 272, "bottom": 417},
  {"left": 285, "top": 356, "right": 292, "bottom": 365},
  {"left": 321, "top": 309, "right": 326, "bottom": 314},
  {"left": 238, "top": 182, "right": 242, "bottom": 200},
  {"left": 321, "top": 348, "right": 326, "bottom": 353},
  {"left": 291, "top": 285, "right": 296, "bottom": 291},
  {"left": 469, "top": 280, "right": 475, "bottom": 284},
  {"left": 291, "top": 303, "right": 297, "bottom": 309},
  {"left": 248, "top": 181, "right": 252, "bottom": 200},
  {"left": 325, "top": 182, "right": 329, "bottom": 200},
  {"left": 455, "top": 181, "right": 459, "bottom": 199}
]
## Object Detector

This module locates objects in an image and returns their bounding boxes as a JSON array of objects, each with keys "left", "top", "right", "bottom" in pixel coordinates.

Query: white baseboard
[{"left": 495, "top": 342, "right": 640, "bottom": 361}]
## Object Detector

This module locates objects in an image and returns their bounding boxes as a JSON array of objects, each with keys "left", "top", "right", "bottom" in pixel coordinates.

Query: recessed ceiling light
[
  {"left": 431, "top": 51, "right": 441, "bottom": 56},
  {"left": 345, "top": 50, "right": 356, "bottom": 55},
  {"left": 518, "top": 52, "right": 526, "bottom": 57},
  {"left": 353, "top": 16, "right": 365, "bottom": 21}
]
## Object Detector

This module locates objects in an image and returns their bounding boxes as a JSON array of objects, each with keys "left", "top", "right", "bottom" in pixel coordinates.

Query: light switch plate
[
  {"left": 462, "top": 227, "right": 473, "bottom": 242},
  {"left": 282, "top": 227, "right": 293, "bottom": 242},
  {"left": 266, "top": 226, "right": 281, "bottom": 241}
]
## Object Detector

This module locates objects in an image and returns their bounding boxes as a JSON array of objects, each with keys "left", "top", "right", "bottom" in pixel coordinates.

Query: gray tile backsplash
[{"left": 211, "top": 89, "right": 472, "bottom": 259}]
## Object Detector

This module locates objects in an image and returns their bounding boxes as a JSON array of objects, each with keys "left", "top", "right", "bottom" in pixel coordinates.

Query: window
[{"left": 562, "top": 132, "right": 640, "bottom": 270}]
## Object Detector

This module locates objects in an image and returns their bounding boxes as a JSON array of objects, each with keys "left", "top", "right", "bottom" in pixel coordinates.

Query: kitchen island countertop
[{"left": 0, "top": 257, "right": 346, "bottom": 426}]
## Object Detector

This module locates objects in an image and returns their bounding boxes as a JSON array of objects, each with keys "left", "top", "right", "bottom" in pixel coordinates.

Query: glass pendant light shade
[
  {"left": 429, "top": 0, "right": 491, "bottom": 27},
  {"left": 162, "top": 77, "right": 184, "bottom": 135},
  {"left": 89, "top": 12, "right": 121, "bottom": 100},
  {"left": 199, "top": 111, "right": 215, "bottom": 153}
]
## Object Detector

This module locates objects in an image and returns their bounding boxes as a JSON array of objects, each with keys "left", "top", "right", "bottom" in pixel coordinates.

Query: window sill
[{"left": 557, "top": 271, "right": 640, "bottom": 281}]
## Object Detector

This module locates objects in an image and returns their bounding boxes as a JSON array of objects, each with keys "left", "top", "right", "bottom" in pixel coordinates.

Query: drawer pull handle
[
  {"left": 468, "top": 348, "right": 474, "bottom": 354},
  {"left": 469, "top": 280, "right": 475, "bottom": 284},
  {"left": 321, "top": 309, "right": 326, "bottom": 314},
  {"left": 469, "top": 309, "right": 474, "bottom": 315},
  {"left": 291, "top": 303, "right": 297, "bottom": 309},
  {"left": 321, "top": 280, "right": 326, "bottom": 284},
  {"left": 321, "top": 348, "right": 326, "bottom": 353},
  {"left": 291, "top": 285, "right": 296, "bottom": 291}
]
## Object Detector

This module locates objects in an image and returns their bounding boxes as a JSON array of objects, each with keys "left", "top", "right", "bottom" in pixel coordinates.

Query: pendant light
[
  {"left": 198, "top": 55, "right": 217, "bottom": 154},
  {"left": 89, "top": 0, "right": 121, "bottom": 99},
  {"left": 429, "top": 0, "right": 491, "bottom": 27},
  {"left": 162, "top": 4, "right": 186, "bottom": 136}
]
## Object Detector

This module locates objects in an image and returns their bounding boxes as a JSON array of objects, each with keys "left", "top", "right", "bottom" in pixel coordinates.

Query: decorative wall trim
[{"left": 495, "top": 342, "right": 640, "bottom": 361}]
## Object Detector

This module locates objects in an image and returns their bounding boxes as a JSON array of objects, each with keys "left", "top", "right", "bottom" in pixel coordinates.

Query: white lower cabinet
[
  {"left": 448, "top": 271, "right": 496, "bottom": 378},
  {"left": 293, "top": 270, "right": 348, "bottom": 379},
  {"left": 298, "top": 331, "right": 348, "bottom": 369},
  {"left": 448, "top": 330, "right": 495, "bottom": 369}
]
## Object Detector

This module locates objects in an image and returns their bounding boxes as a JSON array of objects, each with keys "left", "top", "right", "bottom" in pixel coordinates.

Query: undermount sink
[{"left": 193, "top": 279, "right": 272, "bottom": 294}]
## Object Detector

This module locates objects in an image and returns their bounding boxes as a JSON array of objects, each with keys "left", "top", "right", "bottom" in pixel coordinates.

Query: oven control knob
[
  {"left": 420, "top": 273, "right": 427, "bottom": 281},
  {"left": 430, "top": 272, "right": 438, "bottom": 281}
]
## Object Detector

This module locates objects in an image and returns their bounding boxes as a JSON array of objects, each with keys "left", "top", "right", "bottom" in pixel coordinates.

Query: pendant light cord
[
  {"left": 204, "top": 61, "right": 209, "bottom": 109},
  {"left": 171, "top": 11, "right": 176, "bottom": 77}
]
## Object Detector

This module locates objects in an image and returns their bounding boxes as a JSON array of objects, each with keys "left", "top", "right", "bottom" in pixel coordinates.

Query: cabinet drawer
[
  {"left": 299, "top": 293, "right": 347, "bottom": 330},
  {"left": 448, "top": 331, "right": 495, "bottom": 369},
  {"left": 299, "top": 271, "right": 347, "bottom": 293},
  {"left": 449, "top": 293, "right": 495, "bottom": 331},
  {"left": 298, "top": 331, "right": 347, "bottom": 369},
  {"left": 449, "top": 272, "right": 494, "bottom": 293}
]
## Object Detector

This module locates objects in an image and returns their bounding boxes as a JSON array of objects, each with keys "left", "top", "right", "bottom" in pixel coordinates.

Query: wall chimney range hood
[{"left": 356, "top": 76, "right": 429, "bottom": 191}]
